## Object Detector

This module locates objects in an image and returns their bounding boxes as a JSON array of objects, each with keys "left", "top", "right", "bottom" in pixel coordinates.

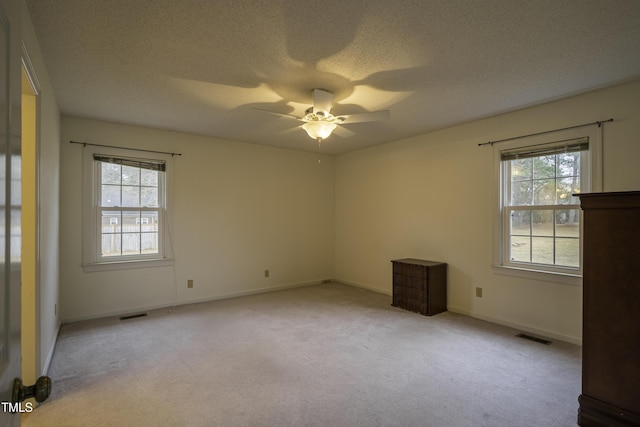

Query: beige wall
[
  {"left": 59, "top": 117, "right": 335, "bottom": 321},
  {"left": 335, "top": 80, "right": 640, "bottom": 344},
  {"left": 58, "top": 79, "right": 640, "bottom": 342}
]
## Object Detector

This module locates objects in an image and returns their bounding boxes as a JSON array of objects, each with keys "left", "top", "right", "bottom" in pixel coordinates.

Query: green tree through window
[{"left": 501, "top": 137, "right": 588, "bottom": 271}]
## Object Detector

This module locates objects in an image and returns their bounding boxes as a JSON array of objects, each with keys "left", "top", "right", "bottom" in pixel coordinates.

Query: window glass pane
[
  {"left": 101, "top": 212, "right": 121, "bottom": 233},
  {"left": 533, "top": 179, "right": 556, "bottom": 205},
  {"left": 557, "top": 152, "right": 580, "bottom": 177},
  {"left": 532, "top": 237, "right": 554, "bottom": 264},
  {"left": 511, "top": 158, "right": 532, "bottom": 180},
  {"left": 122, "top": 185, "right": 141, "bottom": 207},
  {"left": 11, "top": 208, "right": 21, "bottom": 263},
  {"left": 141, "top": 232, "right": 159, "bottom": 253},
  {"left": 141, "top": 169, "right": 158, "bottom": 186},
  {"left": 141, "top": 187, "right": 158, "bottom": 207},
  {"left": 510, "top": 235, "right": 530, "bottom": 262},
  {"left": 533, "top": 155, "right": 555, "bottom": 179},
  {"left": 510, "top": 210, "right": 530, "bottom": 235},
  {"left": 141, "top": 212, "right": 159, "bottom": 232},
  {"left": 510, "top": 159, "right": 532, "bottom": 206},
  {"left": 101, "top": 230, "right": 121, "bottom": 257},
  {"left": 555, "top": 209, "right": 580, "bottom": 237},
  {"left": 101, "top": 163, "right": 121, "bottom": 185},
  {"left": 123, "top": 211, "right": 141, "bottom": 233},
  {"left": 11, "top": 158, "right": 21, "bottom": 205},
  {"left": 510, "top": 180, "right": 532, "bottom": 206},
  {"left": 532, "top": 210, "right": 553, "bottom": 236},
  {"left": 122, "top": 165, "right": 140, "bottom": 185},
  {"left": 510, "top": 210, "right": 531, "bottom": 262},
  {"left": 556, "top": 238, "right": 579, "bottom": 267},
  {"left": 122, "top": 233, "right": 141, "bottom": 255},
  {"left": 557, "top": 177, "right": 580, "bottom": 205},
  {"left": 101, "top": 185, "right": 121, "bottom": 206}
]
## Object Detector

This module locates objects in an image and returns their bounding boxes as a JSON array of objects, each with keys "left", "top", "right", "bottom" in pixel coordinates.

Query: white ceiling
[{"left": 26, "top": 0, "right": 640, "bottom": 155}]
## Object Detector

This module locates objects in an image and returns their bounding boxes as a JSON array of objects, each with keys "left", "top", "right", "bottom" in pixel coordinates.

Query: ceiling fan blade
[
  {"left": 312, "top": 89, "right": 334, "bottom": 115},
  {"left": 332, "top": 125, "right": 355, "bottom": 138},
  {"left": 337, "top": 110, "right": 390, "bottom": 124},
  {"left": 252, "top": 108, "right": 302, "bottom": 121}
]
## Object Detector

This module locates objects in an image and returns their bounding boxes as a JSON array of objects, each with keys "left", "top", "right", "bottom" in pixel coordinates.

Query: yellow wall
[{"left": 21, "top": 69, "right": 37, "bottom": 391}]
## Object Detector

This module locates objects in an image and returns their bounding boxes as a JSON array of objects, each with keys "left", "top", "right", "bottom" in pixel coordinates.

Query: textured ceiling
[{"left": 27, "top": 0, "right": 640, "bottom": 155}]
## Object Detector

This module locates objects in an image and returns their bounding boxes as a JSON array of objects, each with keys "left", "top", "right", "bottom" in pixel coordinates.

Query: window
[
  {"left": 83, "top": 146, "right": 173, "bottom": 271},
  {"left": 493, "top": 126, "right": 601, "bottom": 282}
]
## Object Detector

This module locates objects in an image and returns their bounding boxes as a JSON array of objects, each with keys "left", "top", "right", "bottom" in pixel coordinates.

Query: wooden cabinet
[
  {"left": 577, "top": 191, "right": 640, "bottom": 426},
  {"left": 391, "top": 258, "right": 447, "bottom": 316}
]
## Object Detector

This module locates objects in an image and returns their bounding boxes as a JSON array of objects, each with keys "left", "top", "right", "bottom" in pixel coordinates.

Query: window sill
[
  {"left": 82, "top": 258, "right": 174, "bottom": 273},
  {"left": 492, "top": 264, "right": 582, "bottom": 286}
]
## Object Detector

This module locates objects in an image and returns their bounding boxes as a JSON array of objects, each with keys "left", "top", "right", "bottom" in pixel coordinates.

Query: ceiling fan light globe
[{"left": 302, "top": 121, "right": 337, "bottom": 141}]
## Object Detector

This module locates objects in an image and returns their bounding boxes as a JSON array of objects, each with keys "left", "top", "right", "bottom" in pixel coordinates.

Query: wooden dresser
[
  {"left": 391, "top": 258, "right": 447, "bottom": 316},
  {"left": 577, "top": 191, "right": 640, "bottom": 426}
]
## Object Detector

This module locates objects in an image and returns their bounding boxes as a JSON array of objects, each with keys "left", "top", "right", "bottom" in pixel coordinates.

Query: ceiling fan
[{"left": 258, "top": 88, "right": 390, "bottom": 143}]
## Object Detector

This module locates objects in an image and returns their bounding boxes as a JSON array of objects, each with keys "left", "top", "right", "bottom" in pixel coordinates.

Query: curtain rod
[
  {"left": 478, "top": 118, "right": 614, "bottom": 147},
  {"left": 69, "top": 140, "right": 182, "bottom": 157}
]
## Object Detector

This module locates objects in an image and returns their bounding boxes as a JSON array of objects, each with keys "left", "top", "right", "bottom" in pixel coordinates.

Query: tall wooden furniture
[
  {"left": 391, "top": 259, "right": 447, "bottom": 316},
  {"left": 577, "top": 191, "right": 640, "bottom": 426}
]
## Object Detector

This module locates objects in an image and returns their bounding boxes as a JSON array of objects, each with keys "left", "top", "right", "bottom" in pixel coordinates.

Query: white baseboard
[
  {"left": 335, "top": 278, "right": 392, "bottom": 296},
  {"left": 447, "top": 305, "right": 582, "bottom": 346},
  {"left": 60, "top": 278, "right": 581, "bottom": 346},
  {"left": 335, "top": 279, "right": 581, "bottom": 346},
  {"left": 183, "top": 279, "right": 329, "bottom": 304},
  {"left": 42, "top": 322, "right": 61, "bottom": 375},
  {"left": 62, "top": 279, "right": 330, "bottom": 324}
]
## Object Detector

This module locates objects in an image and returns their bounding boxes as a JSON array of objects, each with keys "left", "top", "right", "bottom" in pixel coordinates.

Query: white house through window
[
  {"left": 82, "top": 146, "right": 174, "bottom": 271},
  {"left": 97, "top": 155, "right": 164, "bottom": 258}
]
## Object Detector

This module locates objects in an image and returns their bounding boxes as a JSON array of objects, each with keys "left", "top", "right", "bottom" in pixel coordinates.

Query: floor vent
[
  {"left": 516, "top": 333, "right": 552, "bottom": 345},
  {"left": 120, "top": 313, "right": 148, "bottom": 321}
]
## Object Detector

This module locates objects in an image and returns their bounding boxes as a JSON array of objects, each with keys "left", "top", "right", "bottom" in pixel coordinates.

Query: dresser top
[
  {"left": 578, "top": 191, "right": 640, "bottom": 209},
  {"left": 392, "top": 258, "right": 446, "bottom": 267}
]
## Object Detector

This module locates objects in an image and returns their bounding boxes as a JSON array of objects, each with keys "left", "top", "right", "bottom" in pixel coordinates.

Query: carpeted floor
[{"left": 23, "top": 282, "right": 581, "bottom": 426}]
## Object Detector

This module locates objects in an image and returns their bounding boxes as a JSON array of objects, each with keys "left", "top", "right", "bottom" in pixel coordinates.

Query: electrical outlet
[
  {"left": 264, "top": 269, "right": 270, "bottom": 278},
  {"left": 475, "top": 287, "right": 483, "bottom": 298},
  {"left": 187, "top": 279, "right": 194, "bottom": 288}
]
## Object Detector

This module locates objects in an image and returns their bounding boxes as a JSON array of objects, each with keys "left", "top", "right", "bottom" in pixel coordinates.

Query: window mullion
[
  {"left": 528, "top": 209, "right": 532, "bottom": 263},
  {"left": 119, "top": 211, "right": 123, "bottom": 256},
  {"left": 553, "top": 207, "right": 557, "bottom": 265}
]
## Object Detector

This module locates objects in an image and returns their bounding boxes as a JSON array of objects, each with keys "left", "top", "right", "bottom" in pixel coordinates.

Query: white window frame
[
  {"left": 82, "top": 146, "right": 174, "bottom": 272},
  {"left": 492, "top": 125, "right": 602, "bottom": 285}
]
